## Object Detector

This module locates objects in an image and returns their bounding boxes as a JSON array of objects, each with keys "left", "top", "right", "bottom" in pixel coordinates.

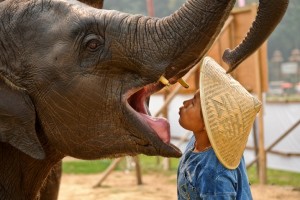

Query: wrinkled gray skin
[{"left": 0, "top": 0, "right": 288, "bottom": 199}]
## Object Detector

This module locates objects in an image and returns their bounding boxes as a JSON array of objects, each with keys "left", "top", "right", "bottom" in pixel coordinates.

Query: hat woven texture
[{"left": 200, "top": 57, "right": 262, "bottom": 169}]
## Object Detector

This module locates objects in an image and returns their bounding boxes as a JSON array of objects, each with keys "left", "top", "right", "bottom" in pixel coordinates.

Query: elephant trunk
[
  {"left": 107, "top": 0, "right": 288, "bottom": 80},
  {"left": 104, "top": 0, "right": 235, "bottom": 81},
  {"left": 223, "top": 0, "right": 289, "bottom": 73},
  {"left": 154, "top": 0, "right": 236, "bottom": 80}
]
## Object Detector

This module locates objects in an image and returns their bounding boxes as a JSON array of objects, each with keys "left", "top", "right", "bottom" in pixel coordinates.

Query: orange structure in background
[
  {"left": 146, "top": 0, "right": 155, "bottom": 17},
  {"left": 170, "top": 4, "right": 268, "bottom": 95},
  {"left": 208, "top": 5, "right": 268, "bottom": 94}
]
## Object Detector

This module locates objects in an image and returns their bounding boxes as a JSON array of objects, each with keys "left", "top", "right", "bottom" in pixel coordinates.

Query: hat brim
[{"left": 199, "top": 57, "right": 261, "bottom": 169}]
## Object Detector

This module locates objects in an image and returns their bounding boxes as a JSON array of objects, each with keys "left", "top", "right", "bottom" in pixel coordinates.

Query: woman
[{"left": 177, "top": 57, "right": 261, "bottom": 200}]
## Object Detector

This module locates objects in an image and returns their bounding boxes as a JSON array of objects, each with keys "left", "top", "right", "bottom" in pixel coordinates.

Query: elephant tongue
[{"left": 141, "top": 113, "right": 170, "bottom": 144}]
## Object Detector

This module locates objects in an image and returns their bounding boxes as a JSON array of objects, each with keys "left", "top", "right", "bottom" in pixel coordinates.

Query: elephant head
[{"left": 0, "top": 0, "right": 288, "bottom": 160}]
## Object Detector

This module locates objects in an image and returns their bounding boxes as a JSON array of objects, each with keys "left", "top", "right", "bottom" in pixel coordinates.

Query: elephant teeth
[
  {"left": 178, "top": 78, "right": 189, "bottom": 88},
  {"left": 158, "top": 76, "right": 170, "bottom": 86}
]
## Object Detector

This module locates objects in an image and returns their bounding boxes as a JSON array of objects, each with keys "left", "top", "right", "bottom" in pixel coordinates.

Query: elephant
[{"left": 0, "top": 0, "right": 288, "bottom": 199}]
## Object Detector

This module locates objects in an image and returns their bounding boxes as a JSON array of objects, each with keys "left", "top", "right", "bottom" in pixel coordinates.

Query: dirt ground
[{"left": 58, "top": 171, "right": 300, "bottom": 200}]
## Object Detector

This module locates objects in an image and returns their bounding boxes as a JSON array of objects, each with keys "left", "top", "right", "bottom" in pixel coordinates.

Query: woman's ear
[{"left": 0, "top": 78, "right": 45, "bottom": 159}]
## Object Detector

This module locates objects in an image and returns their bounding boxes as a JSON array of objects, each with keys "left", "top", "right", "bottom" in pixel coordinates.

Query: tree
[{"left": 268, "top": 0, "right": 300, "bottom": 60}]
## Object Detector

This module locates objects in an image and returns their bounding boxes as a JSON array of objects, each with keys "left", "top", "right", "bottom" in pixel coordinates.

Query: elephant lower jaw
[
  {"left": 138, "top": 141, "right": 182, "bottom": 158},
  {"left": 126, "top": 83, "right": 182, "bottom": 158}
]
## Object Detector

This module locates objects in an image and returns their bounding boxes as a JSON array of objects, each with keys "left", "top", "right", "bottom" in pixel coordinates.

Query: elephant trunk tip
[{"left": 222, "top": 48, "right": 240, "bottom": 73}]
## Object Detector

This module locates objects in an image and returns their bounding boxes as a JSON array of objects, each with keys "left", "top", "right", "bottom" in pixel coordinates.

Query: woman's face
[{"left": 178, "top": 90, "right": 205, "bottom": 132}]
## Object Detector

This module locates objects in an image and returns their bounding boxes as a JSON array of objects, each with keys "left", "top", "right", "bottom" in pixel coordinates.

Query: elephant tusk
[
  {"left": 178, "top": 78, "right": 189, "bottom": 89},
  {"left": 159, "top": 76, "right": 170, "bottom": 86}
]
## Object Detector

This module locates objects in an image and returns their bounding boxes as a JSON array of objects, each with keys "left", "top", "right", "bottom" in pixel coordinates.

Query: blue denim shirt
[{"left": 177, "top": 136, "right": 252, "bottom": 200}]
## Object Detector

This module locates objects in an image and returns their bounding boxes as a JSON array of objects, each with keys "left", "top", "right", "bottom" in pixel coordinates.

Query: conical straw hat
[{"left": 200, "top": 57, "right": 262, "bottom": 169}]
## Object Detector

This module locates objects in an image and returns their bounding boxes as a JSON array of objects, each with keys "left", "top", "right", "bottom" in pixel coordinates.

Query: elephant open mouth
[{"left": 126, "top": 81, "right": 182, "bottom": 157}]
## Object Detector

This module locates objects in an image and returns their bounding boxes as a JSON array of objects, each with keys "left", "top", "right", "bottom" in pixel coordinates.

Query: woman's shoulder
[
  {"left": 196, "top": 153, "right": 238, "bottom": 189},
  {"left": 198, "top": 150, "right": 238, "bottom": 179}
]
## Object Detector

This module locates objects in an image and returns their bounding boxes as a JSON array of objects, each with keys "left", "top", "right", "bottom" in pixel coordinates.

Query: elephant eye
[
  {"left": 86, "top": 39, "right": 101, "bottom": 51},
  {"left": 84, "top": 34, "right": 104, "bottom": 52}
]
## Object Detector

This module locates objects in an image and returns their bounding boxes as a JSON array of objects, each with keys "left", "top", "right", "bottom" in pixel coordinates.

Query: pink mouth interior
[
  {"left": 141, "top": 114, "right": 170, "bottom": 143},
  {"left": 127, "top": 85, "right": 171, "bottom": 144}
]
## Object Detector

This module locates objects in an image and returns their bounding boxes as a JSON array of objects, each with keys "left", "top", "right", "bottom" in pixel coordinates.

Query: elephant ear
[{"left": 0, "top": 78, "right": 45, "bottom": 159}]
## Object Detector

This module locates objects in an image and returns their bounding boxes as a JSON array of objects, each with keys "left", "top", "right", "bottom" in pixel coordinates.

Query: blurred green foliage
[
  {"left": 248, "top": 166, "right": 300, "bottom": 187},
  {"left": 63, "top": 156, "right": 300, "bottom": 187},
  {"left": 63, "top": 156, "right": 179, "bottom": 174},
  {"left": 63, "top": 159, "right": 112, "bottom": 174}
]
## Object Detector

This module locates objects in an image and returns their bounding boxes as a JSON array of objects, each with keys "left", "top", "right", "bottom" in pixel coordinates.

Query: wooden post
[
  {"left": 146, "top": 0, "right": 155, "bottom": 17},
  {"left": 93, "top": 158, "right": 123, "bottom": 188},
  {"left": 162, "top": 90, "right": 171, "bottom": 170},
  {"left": 132, "top": 156, "right": 143, "bottom": 185},
  {"left": 245, "top": 59, "right": 266, "bottom": 184},
  {"left": 266, "top": 119, "right": 300, "bottom": 151},
  {"left": 94, "top": 156, "right": 144, "bottom": 187},
  {"left": 256, "top": 56, "right": 267, "bottom": 184},
  {"left": 249, "top": 4, "right": 267, "bottom": 184},
  {"left": 247, "top": 119, "right": 300, "bottom": 168},
  {"left": 252, "top": 119, "right": 260, "bottom": 178}
]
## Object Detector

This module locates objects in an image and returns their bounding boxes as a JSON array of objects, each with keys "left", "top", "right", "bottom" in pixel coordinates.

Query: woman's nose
[
  {"left": 183, "top": 100, "right": 190, "bottom": 107},
  {"left": 183, "top": 100, "right": 188, "bottom": 107},
  {"left": 179, "top": 106, "right": 182, "bottom": 112}
]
